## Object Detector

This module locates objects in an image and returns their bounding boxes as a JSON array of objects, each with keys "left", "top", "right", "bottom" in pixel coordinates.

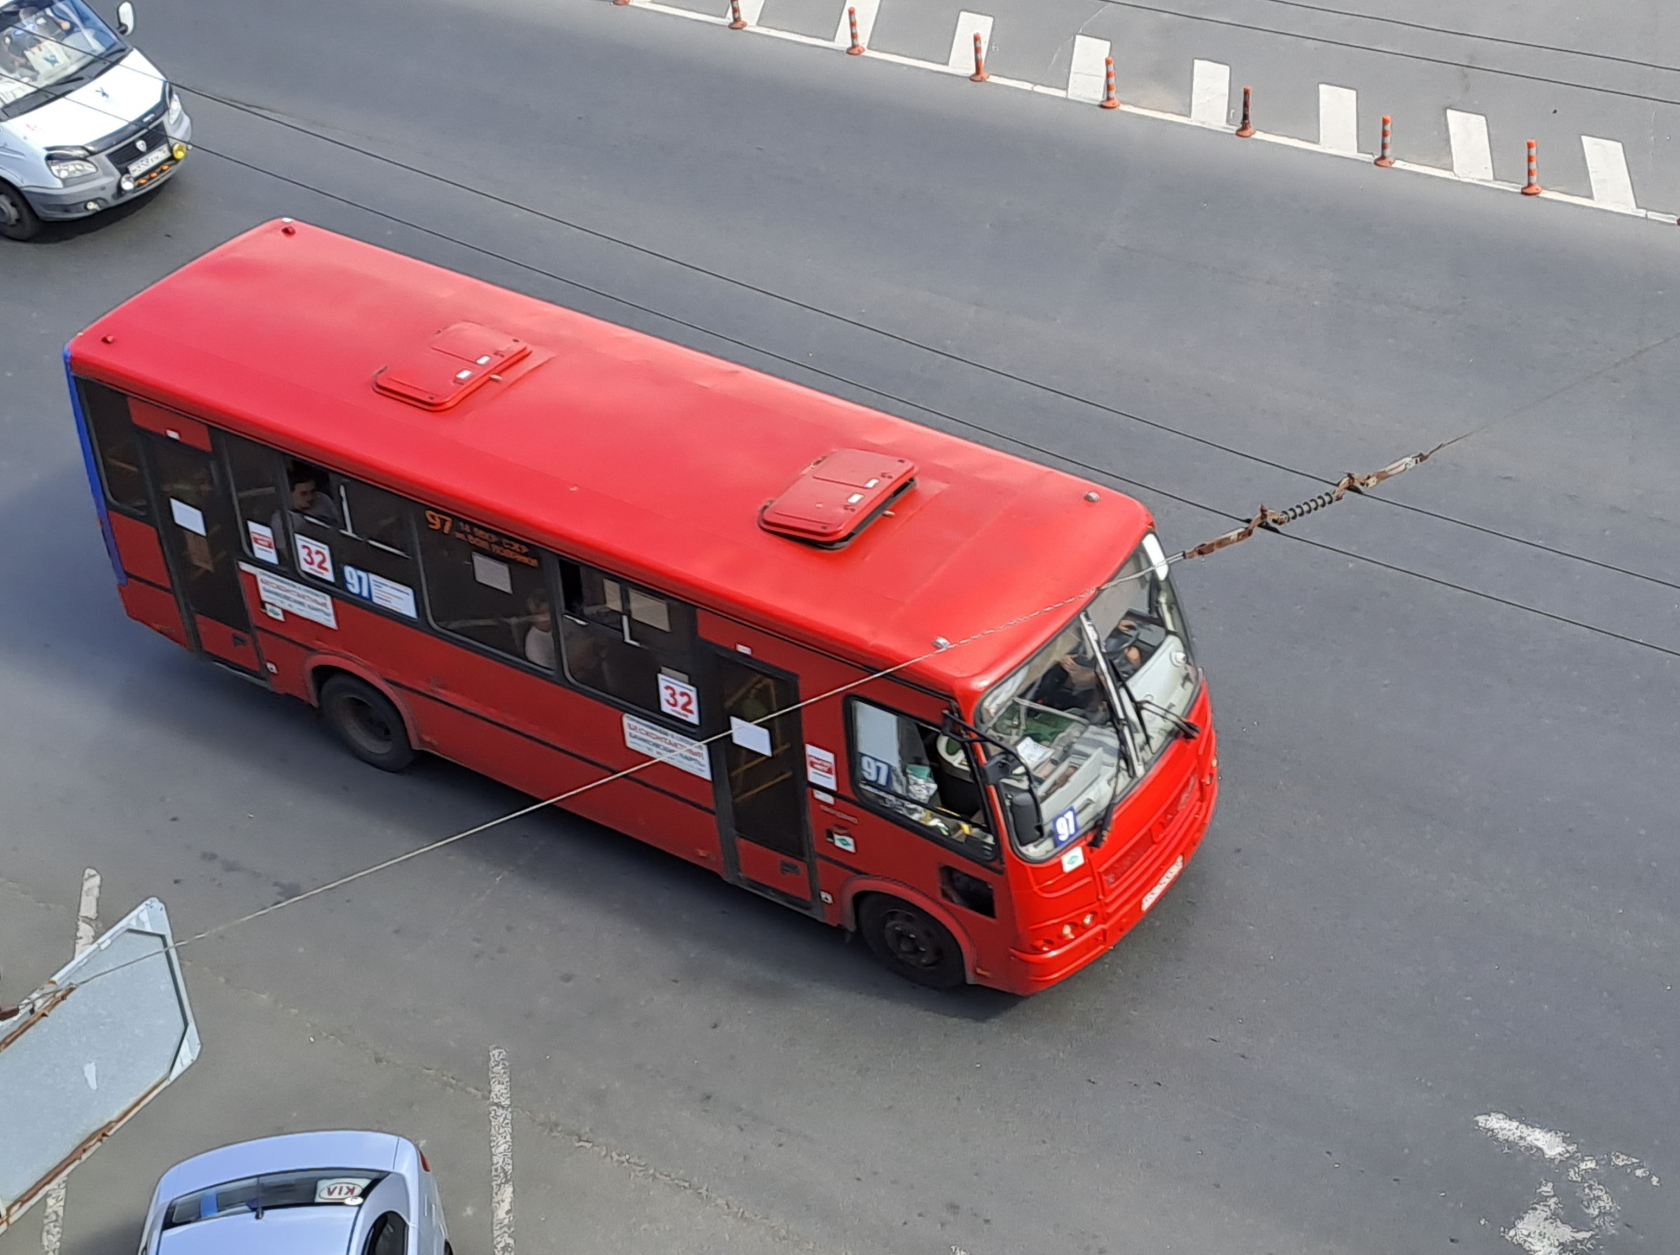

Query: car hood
[
  {"left": 3, "top": 50, "right": 165, "bottom": 148},
  {"left": 157, "top": 1207, "right": 359, "bottom": 1255}
]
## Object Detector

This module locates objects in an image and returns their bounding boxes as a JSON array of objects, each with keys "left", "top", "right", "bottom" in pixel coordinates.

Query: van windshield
[{"left": 0, "top": 0, "right": 122, "bottom": 111}]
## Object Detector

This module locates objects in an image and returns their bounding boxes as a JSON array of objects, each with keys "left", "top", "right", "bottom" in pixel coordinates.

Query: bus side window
[
  {"left": 848, "top": 699, "right": 996, "bottom": 862},
  {"left": 284, "top": 463, "right": 423, "bottom": 621},
  {"left": 416, "top": 510, "right": 550, "bottom": 665},
  {"left": 221, "top": 433, "right": 286, "bottom": 566},
  {"left": 76, "top": 379, "right": 149, "bottom": 516},
  {"left": 556, "top": 561, "right": 695, "bottom": 717}
]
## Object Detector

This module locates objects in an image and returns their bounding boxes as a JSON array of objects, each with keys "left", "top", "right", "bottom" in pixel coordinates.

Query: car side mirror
[{"left": 115, "top": 1, "right": 134, "bottom": 34}]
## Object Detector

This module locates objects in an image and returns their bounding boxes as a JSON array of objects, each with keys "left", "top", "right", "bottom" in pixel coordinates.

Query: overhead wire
[{"left": 14, "top": 35, "right": 1680, "bottom": 595}]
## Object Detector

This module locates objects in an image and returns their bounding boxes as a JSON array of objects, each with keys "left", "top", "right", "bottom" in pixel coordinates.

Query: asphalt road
[{"left": 2, "top": 2, "right": 1678, "bottom": 1253}]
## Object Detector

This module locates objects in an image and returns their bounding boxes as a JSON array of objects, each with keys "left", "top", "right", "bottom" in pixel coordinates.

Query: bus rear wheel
[
  {"left": 858, "top": 895, "right": 967, "bottom": 989},
  {"left": 319, "top": 674, "right": 415, "bottom": 772}
]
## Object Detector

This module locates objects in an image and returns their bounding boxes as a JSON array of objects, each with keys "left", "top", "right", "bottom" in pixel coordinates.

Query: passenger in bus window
[
  {"left": 524, "top": 592, "right": 556, "bottom": 670},
  {"left": 284, "top": 461, "right": 342, "bottom": 529}
]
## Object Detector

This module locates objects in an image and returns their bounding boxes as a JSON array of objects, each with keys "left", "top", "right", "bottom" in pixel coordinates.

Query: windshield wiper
[{"left": 1133, "top": 696, "right": 1201, "bottom": 742}]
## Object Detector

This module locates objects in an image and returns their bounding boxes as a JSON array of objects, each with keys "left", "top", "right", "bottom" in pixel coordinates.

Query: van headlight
[
  {"left": 166, "top": 89, "right": 184, "bottom": 124},
  {"left": 47, "top": 154, "right": 98, "bottom": 182}
]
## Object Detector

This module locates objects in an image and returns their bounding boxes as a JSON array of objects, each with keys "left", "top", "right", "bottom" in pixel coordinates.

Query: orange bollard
[
  {"left": 729, "top": 0, "right": 746, "bottom": 29},
  {"left": 846, "top": 5, "right": 864, "bottom": 54},
  {"left": 970, "top": 32, "right": 988, "bottom": 81},
  {"left": 613, "top": 0, "right": 631, "bottom": 7},
  {"left": 1101, "top": 56, "right": 1119, "bottom": 109},
  {"left": 1235, "top": 85, "right": 1255, "bottom": 137},
  {"left": 1374, "top": 114, "right": 1394, "bottom": 167},
  {"left": 1521, "top": 139, "right": 1541, "bottom": 194}
]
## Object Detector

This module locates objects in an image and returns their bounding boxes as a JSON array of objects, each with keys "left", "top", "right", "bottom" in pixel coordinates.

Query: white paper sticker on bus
[
  {"left": 658, "top": 674, "right": 700, "bottom": 725},
  {"left": 730, "top": 716, "right": 771, "bottom": 756},
  {"left": 805, "top": 745, "right": 837, "bottom": 790},
  {"left": 241, "top": 563, "right": 337, "bottom": 629},
  {"left": 246, "top": 520, "right": 279, "bottom": 564},
  {"left": 295, "top": 533, "right": 334, "bottom": 583},
  {"left": 169, "top": 497, "right": 206, "bottom": 536},
  {"left": 623, "top": 714, "right": 711, "bottom": 780}
]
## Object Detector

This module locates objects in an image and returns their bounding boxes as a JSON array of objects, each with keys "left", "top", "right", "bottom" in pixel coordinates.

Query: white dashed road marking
[
  {"left": 1067, "top": 34, "right": 1110, "bottom": 104},
  {"left": 1476, "top": 1112, "right": 1662, "bottom": 1254},
  {"left": 1446, "top": 109, "right": 1495, "bottom": 181},
  {"left": 1190, "top": 58, "right": 1230, "bottom": 127},
  {"left": 40, "top": 869, "right": 101, "bottom": 1255},
  {"left": 1317, "top": 83, "right": 1359, "bottom": 154},
  {"left": 489, "top": 1046, "right": 515, "bottom": 1255},
  {"left": 1581, "top": 136, "right": 1637, "bottom": 210}
]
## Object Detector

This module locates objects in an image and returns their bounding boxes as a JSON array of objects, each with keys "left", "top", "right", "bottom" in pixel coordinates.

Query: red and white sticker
[
  {"left": 658, "top": 675, "right": 699, "bottom": 725},
  {"left": 314, "top": 1177, "right": 372, "bottom": 1204},
  {"left": 805, "top": 745, "right": 837, "bottom": 790},
  {"left": 247, "top": 520, "right": 278, "bottom": 564},
  {"left": 295, "top": 533, "right": 334, "bottom": 583}
]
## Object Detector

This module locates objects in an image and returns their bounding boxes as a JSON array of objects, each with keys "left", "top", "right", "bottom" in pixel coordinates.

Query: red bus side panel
[
  {"left": 128, "top": 400, "right": 213, "bottom": 451},
  {"left": 118, "top": 579, "right": 190, "bottom": 650},
  {"left": 194, "top": 615, "right": 261, "bottom": 672},
  {"left": 109, "top": 512, "right": 171, "bottom": 589},
  {"left": 403, "top": 689, "right": 722, "bottom": 871}
]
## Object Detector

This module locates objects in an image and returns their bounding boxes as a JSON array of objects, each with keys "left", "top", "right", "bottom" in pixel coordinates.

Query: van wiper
[{"left": 1134, "top": 696, "right": 1201, "bottom": 742}]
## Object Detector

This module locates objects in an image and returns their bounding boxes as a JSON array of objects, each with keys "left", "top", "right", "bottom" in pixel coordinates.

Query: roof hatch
[
  {"left": 758, "top": 449, "right": 916, "bottom": 548},
  {"left": 373, "top": 322, "right": 531, "bottom": 411}
]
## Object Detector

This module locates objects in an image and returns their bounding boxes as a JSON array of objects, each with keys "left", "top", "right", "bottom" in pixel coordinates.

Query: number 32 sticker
[{"left": 658, "top": 676, "right": 699, "bottom": 725}]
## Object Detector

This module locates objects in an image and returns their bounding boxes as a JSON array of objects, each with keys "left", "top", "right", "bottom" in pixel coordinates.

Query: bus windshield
[
  {"left": 0, "top": 0, "right": 123, "bottom": 111},
  {"left": 976, "top": 534, "right": 1198, "bottom": 861}
]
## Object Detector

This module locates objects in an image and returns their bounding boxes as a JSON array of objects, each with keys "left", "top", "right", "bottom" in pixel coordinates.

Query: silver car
[{"left": 137, "top": 1130, "right": 451, "bottom": 1255}]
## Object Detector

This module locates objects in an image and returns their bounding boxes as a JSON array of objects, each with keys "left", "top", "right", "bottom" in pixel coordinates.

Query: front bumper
[{"left": 25, "top": 115, "right": 192, "bottom": 221}]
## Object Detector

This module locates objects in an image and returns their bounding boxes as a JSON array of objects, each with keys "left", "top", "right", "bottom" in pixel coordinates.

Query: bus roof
[{"left": 70, "top": 220, "right": 1153, "bottom": 704}]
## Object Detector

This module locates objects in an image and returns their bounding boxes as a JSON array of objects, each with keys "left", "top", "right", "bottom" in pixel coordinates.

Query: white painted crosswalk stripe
[
  {"left": 947, "top": 11, "right": 992, "bottom": 74},
  {"left": 1067, "top": 34, "right": 1110, "bottom": 104},
  {"left": 1446, "top": 109, "right": 1495, "bottom": 181},
  {"left": 1581, "top": 136, "right": 1637, "bottom": 210},
  {"left": 1317, "top": 84, "right": 1359, "bottom": 154},
  {"left": 1190, "top": 59, "right": 1229, "bottom": 127}
]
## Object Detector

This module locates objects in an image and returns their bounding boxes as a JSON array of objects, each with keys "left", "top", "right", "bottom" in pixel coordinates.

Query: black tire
[
  {"left": 858, "top": 895, "right": 967, "bottom": 989},
  {"left": 0, "top": 182, "right": 42, "bottom": 242},
  {"left": 444, "top": 1244, "right": 454, "bottom": 1255},
  {"left": 318, "top": 673, "right": 415, "bottom": 772}
]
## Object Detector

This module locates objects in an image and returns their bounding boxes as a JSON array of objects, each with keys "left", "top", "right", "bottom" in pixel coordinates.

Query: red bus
[{"left": 66, "top": 220, "right": 1218, "bottom": 994}]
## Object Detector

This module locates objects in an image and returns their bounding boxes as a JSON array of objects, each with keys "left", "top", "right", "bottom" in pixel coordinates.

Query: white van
[{"left": 0, "top": 0, "right": 190, "bottom": 240}]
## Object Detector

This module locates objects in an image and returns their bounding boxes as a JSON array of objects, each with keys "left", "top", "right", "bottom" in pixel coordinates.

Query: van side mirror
[{"left": 115, "top": 1, "right": 134, "bottom": 35}]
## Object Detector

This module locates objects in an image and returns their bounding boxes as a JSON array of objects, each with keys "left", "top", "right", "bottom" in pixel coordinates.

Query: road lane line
[
  {"left": 1190, "top": 59, "right": 1230, "bottom": 126},
  {"left": 946, "top": 11, "right": 993, "bottom": 73},
  {"left": 1317, "top": 83, "right": 1359, "bottom": 154},
  {"left": 1067, "top": 34, "right": 1110, "bottom": 104},
  {"left": 489, "top": 1046, "right": 514, "bottom": 1255},
  {"left": 41, "top": 869, "right": 101, "bottom": 1255},
  {"left": 832, "top": 0, "right": 878, "bottom": 48},
  {"left": 1581, "top": 136, "right": 1637, "bottom": 209},
  {"left": 1446, "top": 109, "right": 1495, "bottom": 180},
  {"left": 736, "top": 0, "right": 764, "bottom": 25}
]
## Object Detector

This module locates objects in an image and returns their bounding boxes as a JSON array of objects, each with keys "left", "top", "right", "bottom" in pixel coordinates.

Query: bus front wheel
[
  {"left": 319, "top": 674, "right": 416, "bottom": 772},
  {"left": 858, "top": 895, "right": 966, "bottom": 989}
]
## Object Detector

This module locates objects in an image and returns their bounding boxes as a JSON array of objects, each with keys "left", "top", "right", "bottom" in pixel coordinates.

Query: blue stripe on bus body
[{"left": 63, "top": 346, "right": 126, "bottom": 586}]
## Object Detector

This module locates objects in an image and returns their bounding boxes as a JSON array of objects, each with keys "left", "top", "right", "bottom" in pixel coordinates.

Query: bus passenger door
[
  {"left": 138, "top": 430, "right": 262, "bottom": 674},
  {"left": 707, "top": 651, "right": 821, "bottom": 915}
]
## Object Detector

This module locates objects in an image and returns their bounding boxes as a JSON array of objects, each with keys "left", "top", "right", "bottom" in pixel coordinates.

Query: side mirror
[
  {"left": 1005, "top": 787, "right": 1042, "bottom": 842},
  {"left": 115, "top": 1, "right": 134, "bottom": 34}
]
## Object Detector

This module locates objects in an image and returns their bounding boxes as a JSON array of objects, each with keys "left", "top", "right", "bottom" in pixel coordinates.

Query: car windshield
[
  {"left": 975, "top": 533, "right": 1199, "bottom": 861},
  {"left": 162, "top": 1170, "right": 387, "bottom": 1228},
  {"left": 0, "top": 0, "right": 122, "bottom": 109}
]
